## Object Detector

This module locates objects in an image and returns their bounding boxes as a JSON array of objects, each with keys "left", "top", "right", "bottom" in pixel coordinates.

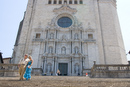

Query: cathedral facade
[{"left": 12, "top": 0, "right": 128, "bottom": 76}]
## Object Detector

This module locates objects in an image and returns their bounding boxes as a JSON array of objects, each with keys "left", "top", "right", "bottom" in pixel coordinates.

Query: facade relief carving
[
  {"left": 74, "top": 33, "right": 79, "bottom": 40},
  {"left": 86, "top": 22, "right": 95, "bottom": 32},
  {"left": 50, "top": 33, "right": 54, "bottom": 39},
  {"left": 61, "top": 47, "right": 66, "bottom": 54},
  {"left": 74, "top": 63, "right": 80, "bottom": 74},
  {"left": 37, "top": 3, "right": 95, "bottom": 76},
  {"left": 74, "top": 47, "right": 79, "bottom": 54},
  {"left": 48, "top": 46, "right": 53, "bottom": 54},
  {"left": 53, "top": 3, "right": 77, "bottom": 15},
  {"left": 62, "top": 35, "right": 67, "bottom": 40}
]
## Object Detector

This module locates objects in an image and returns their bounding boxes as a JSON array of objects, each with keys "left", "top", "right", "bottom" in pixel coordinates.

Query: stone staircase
[{"left": 0, "top": 76, "right": 130, "bottom": 87}]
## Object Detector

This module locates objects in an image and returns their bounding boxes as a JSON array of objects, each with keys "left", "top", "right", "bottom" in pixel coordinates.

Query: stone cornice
[
  {"left": 32, "top": 38, "right": 96, "bottom": 43},
  {"left": 42, "top": 53, "right": 85, "bottom": 58}
]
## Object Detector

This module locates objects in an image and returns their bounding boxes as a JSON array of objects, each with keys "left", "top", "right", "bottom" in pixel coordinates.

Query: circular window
[{"left": 57, "top": 17, "right": 72, "bottom": 28}]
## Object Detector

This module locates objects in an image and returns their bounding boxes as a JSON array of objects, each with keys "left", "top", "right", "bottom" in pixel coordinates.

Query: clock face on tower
[{"left": 57, "top": 17, "right": 72, "bottom": 28}]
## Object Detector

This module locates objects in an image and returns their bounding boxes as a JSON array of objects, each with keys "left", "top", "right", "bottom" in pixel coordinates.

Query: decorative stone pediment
[
  {"left": 35, "top": 28, "right": 43, "bottom": 32},
  {"left": 46, "top": 22, "right": 60, "bottom": 30},
  {"left": 69, "top": 23, "right": 83, "bottom": 31},
  {"left": 34, "top": 22, "right": 44, "bottom": 32},
  {"left": 53, "top": 3, "right": 77, "bottom": 14},
  {"left": 86, "top": 22, "right": 95, "bottom": 32}
]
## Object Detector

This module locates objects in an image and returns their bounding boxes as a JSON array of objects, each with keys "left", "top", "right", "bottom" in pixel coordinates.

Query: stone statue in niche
[
  {"left": 74, "top": 64, "right": 79, "bottom": 74},
  {"left": 49, "top": 47, "right": 53, "bottom": 53},
  {"left": 47, "top": 63, "right": 52, "bottom": 73},
  {"left": 74, "top": 33, "right": 79, "bottom": 40},
  {"left": 62, "top": 35, "right": 67, "bottom": 40},
  {"left": 75, "top": 47, "right": 79, "bottom": 54},
  {"left": 50, "top": 33, "right": 54, "bottom": 39},
  {"left": 61, "top": 47, "right": 66, "bottom": 54}
]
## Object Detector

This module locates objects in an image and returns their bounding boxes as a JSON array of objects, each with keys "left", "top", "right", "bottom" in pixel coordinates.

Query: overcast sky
[{"left": 0, "top": 0, "right": 130, "bottom": 60}]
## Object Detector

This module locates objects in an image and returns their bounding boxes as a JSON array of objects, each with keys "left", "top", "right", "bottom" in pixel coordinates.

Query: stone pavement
[{"left": 0, "top": 76, "right": 130, "bottom": 87}]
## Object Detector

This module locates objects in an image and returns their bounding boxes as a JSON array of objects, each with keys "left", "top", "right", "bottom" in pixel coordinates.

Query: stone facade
[{"left": 12, "top": 0, "right": 128, "bottom": 76}]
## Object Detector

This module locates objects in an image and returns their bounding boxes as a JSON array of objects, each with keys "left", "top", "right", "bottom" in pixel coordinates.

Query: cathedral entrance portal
[{"left": 59, "top": 63, "right": 68, "bottom": 76}]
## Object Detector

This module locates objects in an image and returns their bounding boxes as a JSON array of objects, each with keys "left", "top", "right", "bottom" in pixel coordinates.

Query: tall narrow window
[
  {"left": 69, "top": 0, "right": 72, "bottom": 4},
  {"left": 36, "top": 33, "right": 41, "bottom": 38},
  {"left": 64, "top": 0, "right": 67, "bottom": 4},
  {"left": 80, "top": 0, "right": 83, "bottom": 4},
  {"left": 54, "top": 0, "right": 57, "bottom": 4},
  {"left": 48, "top": 0, "right": 51, "bottom": 4},
  {"left": 74, "top": 0, "right": 77, "bottom": 4},
  {"left": 59, "top": 0, "right": 62, "bottom": 4},
  {"left": 88, "top": 34, "right": 93, "bottom": 39}
]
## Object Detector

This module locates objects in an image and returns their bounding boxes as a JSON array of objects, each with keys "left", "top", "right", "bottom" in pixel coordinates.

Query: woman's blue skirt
[{"left": 24, "top": 65, "right": 32, "bottom": 80}]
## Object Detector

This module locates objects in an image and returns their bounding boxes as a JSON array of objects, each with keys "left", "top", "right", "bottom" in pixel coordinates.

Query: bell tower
[{"left": 96, "top": 0, "right": 127, "bottom": 64}]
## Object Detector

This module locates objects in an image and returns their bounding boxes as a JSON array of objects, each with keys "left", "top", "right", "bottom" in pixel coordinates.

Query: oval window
[{"left": 57, "top": 17, "right": 72, "bottom": 28}]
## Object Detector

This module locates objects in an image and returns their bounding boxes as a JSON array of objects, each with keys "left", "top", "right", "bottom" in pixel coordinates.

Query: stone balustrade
[
  {"left": 0, "top": 64, "right": 22, "bottom": 77},
  {"left": 91, "top": 64, "right": 130, "bottom": 78}
]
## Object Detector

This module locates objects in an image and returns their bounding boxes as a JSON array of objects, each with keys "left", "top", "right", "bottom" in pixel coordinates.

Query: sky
[{"left": 0, "top": 0, "right": 130, "bottom": 60}]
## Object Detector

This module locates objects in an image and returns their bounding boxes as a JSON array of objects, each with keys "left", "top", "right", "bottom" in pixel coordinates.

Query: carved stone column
[
  {"left": 54, "top": 30, "right": 56, "bottom": 53},
  {"left": 82, "top": 57, "right": 84, "bottom": 76},
  {"left": 52, "top": 57, "right": 54, "bottom": 75},
  {"left": 55, "top": 57, "right": 58, "bottom": 74},
  {"left": 57, "top": 0, "right": 59, "bottom": 4},
  {"left": 77, "top": 0, "right": 80, "bottom": 4},
  {"left": 79, "top": 56, "right": 82, "bottom": 76},
  {"left": 53, "top": 57, "right": 55, "bottom": 75},
  {"left": 46, "top": 42, "right": 48, "bottom": 53},
  {"left": 71, "top": 57, "right": 74, "bottom": 75},
  {"left": 62, "top": 0, "right": 64, "bottom": 4},
  {"left": 44, "top": 57, "right": 47, "bottom": 73},
  {"left": 72, "top": 0, "right": 74, "bottom": 4},
  {"left": 52, "top": 0, "right": 54, "bottom": 4},
  {"left": 67, "top": 0, "right": 69, "bottom": 4},
  {"left": 71, "top": 57, "right": 72, "bottom": 75}
]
